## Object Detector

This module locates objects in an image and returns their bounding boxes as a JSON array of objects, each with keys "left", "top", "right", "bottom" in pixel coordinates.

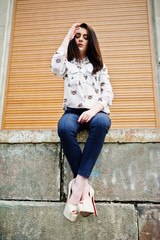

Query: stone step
[
  {"left": 0, "top": 141, "right": 160, "bottom": 202},
  {"left": 1, "top": 201, "right": 160, "bottom": 240},
  {"left": 0, "top": 201, "right": 138, "bottom": 240},
  {"left": 0, "top": 130, "right": 160, "bottom": 239}
]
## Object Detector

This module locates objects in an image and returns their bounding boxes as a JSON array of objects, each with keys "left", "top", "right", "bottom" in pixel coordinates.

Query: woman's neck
[{"left": 80, "top": 52, "right": 87, "bottom": 60}]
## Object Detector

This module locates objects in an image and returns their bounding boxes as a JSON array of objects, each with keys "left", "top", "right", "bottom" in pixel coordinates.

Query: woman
[{"left": 51, "top": 23, "right": 114, "bottom": 221}]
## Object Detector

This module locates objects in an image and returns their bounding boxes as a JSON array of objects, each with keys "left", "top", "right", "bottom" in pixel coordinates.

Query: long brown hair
[{"left": 67, "top": 23, "right": 103, "bottom": 74}]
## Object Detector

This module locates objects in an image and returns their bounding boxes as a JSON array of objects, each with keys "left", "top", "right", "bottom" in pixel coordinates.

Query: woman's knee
[
  {"left": 58, "top": 117, "right": 66, "bottom": 136},
  {"left": 58, "top": 113, "right": 78, "bottom": 137},
  {"left": 58, "top": 115, "right": 70, "bottom": 136},
  {"left": 91, "top": 113, "right": 111, "bottom": 131}
]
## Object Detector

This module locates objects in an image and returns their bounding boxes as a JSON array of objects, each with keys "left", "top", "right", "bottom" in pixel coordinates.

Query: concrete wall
[
  {"left": 154, "top": 0, "right": 160, "bottom": 62},
  {"left": 153, "top": 0, "right": 160, "bottom": 120},
  {"left": 0, "top": 129, "right": 160, "bottom": 239},
  {"left": 0, "top": 0, "right": 14, "bottom": 130}
]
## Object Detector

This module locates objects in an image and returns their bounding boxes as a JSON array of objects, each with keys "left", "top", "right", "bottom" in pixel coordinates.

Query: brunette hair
[{"left": 67, "top": 23, "right": 103, "bottom": 74}]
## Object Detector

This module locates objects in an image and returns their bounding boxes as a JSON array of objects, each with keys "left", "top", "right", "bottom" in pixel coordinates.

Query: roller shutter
[{"left": 2, "top": 0, "right": 159, "bottom": 129}]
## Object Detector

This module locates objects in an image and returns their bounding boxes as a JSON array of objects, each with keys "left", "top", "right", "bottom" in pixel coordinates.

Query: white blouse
[{"left": 51, "top": 47, "right": 114, "bottom": 114}]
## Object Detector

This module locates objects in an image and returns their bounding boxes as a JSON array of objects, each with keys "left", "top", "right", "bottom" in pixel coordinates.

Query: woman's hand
[
  {"left": 78, "top": 109, "right": 96, "bottom": 124},
  {"left": 67, "top": 23, "right": 81, "bottom": 40},
  {"left": 59, "top": 23, "right": 81, "bottom": 51},
  {"left": 78, "top": 103, "right": 104, "bottom": 124}
]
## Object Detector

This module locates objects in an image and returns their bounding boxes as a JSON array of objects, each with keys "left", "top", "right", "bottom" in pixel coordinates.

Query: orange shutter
[{"left": 2, "top": 0, "right": 159, "bottom": 129}]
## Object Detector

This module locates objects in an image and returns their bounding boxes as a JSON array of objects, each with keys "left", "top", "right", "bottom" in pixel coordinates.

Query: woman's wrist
[
  {"left": 59, "top": 35, "right": 71, "bottom": 51},
  {"left": 59, "top": 23, "right": 80, "bottom": 52},
  {"left": 91, "top": 103, "right": 104, "bottom": 115},
  {"left": 66, "top": 32, "right": 73, "bottom": 41}
]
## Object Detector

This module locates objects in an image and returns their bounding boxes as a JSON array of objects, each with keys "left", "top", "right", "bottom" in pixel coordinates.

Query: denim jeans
[{"left": 58, "top": 108, "right": 111, "bottom": 178}]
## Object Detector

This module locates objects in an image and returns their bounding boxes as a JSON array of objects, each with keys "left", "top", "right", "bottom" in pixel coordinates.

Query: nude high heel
[
  {"left": 78, "top": 185, "right": 98, "bottom": 217},
  {"left": 63, "top": 179, "right": 78, "bottom": 222}
]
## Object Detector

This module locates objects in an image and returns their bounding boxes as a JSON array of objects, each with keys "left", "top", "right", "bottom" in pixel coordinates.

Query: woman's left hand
[{"left": 78, "top": 110, "right": 95, "bottom": 124}]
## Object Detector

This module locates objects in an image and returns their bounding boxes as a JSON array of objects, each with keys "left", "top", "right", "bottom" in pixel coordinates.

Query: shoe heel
[
  {"left": 90, "top": 186, "right": 98, "bottom": 216},
  {"left": 91, "top": 196, "right": 98, "bottom": 216},
  {"left": 78, "top": 185, "right": 98, "bottom": 217}
]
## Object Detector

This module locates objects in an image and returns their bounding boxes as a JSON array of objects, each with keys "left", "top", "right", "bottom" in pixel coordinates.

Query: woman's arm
[
  {"left": 60, "top": 23, "right": 80, "bottom": 51},
  {"left": 97, "top": 64, "right": 114, "bottom": 108},
  {"left": 50, "top": 23, "right": 80, "bottom": 76},
  {"left": 78, "top": 103, "right": 104, "bottom": 124},
  {"left": 78, "top": 64, "right": 114, "bottom": 124}
]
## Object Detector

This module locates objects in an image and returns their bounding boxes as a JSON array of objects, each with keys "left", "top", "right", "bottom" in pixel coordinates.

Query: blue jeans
[{"left": 58, "top": 108, "right": 111, "bottom": 178}]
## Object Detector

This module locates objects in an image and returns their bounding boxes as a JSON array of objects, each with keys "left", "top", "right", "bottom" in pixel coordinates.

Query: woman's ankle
[
  {"left": 81, "top": 183, "right": 90, "bottom": 200},
  {"left": 75, "top": 175, "right": 88, "bottom": 187},
  {"left": 68, "top": 178, "right": 84, "bottom": 205},
  {"left": 74, "top": 175, "right": 90, "bottom": 201},
  {"left": 67, "top": 175, "right": 90, "bottom": 205}
]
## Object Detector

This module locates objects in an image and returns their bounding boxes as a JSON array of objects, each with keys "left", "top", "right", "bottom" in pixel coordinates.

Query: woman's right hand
[{"left": 67, "top": 23, "right": 81, "bottom": 40}]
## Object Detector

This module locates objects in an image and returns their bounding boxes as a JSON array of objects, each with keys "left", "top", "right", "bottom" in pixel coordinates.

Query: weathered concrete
[
  {"left": 0, "top": 0, "right": 9, "bottom": 63},
  {"left": 0, "top": 144, "right": 60, "bottom": 200},
  {"left": 0, "top": 128, "right": 160, "bottom": 143},
  {"left": 0, "top": 129, "right": 160, "bottom": 238},
  {"left": 0, "top": 129, "right": 160, "bottom": 202},
  {"left": 64, "top": 143, "right": 160, "bottom": 202},
  {"left": 155, "top": 0, "right": 160, "bottom": 61},
  {"left": 0, "top": 0, "right": 14, "bottom": 130},
  {"left": 137, "top": 204, "right": 160, "bottom": 240},
  {"left": 152, "top": 0, "right": 160, "bottom": 121},
  {"left": 0, "top": 201, "right": 138, "bottom": 240},
  {"left": 0, "top": 26, "right": 5, "bottom": 67},
  {"left": 0, "top": 129, "right": 60, "bottom": 143}
]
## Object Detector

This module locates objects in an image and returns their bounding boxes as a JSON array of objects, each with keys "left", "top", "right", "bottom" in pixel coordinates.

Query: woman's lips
[{"left": 78, "top": 44, "right": 83, "bottom": 47}]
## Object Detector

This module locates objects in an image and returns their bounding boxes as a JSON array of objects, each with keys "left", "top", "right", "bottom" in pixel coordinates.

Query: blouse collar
[{"left": 71, "top": 57, "right": 89, "bottom": 64}]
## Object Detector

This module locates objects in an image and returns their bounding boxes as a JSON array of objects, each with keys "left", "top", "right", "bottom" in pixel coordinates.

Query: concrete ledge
[
  {"left": 0, "top": 128, "right": 160, "bottom": 143},
  {"left": 137, "top": 204, "right": 160, "bottom": 239},
  {"left": 0, "top": 201, "right": 138, "bottom": 240},
  {"left": 64, "top": 143, "right": 160, "bottom": 202},
  {"left": 0, "top": 144, "right": 60, "bottom": 200}
]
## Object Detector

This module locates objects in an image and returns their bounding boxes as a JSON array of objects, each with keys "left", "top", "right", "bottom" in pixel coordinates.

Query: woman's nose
[{"left": 79, "top": 36, "right": 83, "bottom": 41}]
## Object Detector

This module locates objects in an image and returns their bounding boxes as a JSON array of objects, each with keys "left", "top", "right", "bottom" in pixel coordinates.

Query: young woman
[{"left": 51, "top": 23, "right": 114, "bottom": 221}]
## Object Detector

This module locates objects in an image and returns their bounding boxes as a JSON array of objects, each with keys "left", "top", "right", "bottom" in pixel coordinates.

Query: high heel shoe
[
  {"left": 63, "top": 179, "right": 78, "bottom": 222},
  {"left": 78, "top": 185, "right": 98, "bottom": 217}
]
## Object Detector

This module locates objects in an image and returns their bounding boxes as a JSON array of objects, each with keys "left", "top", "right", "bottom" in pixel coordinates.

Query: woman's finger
[
  {"left": 75, "top": 23, "right": 81, "bottom": 28},
  {"left": 78, "top": 110, "right": 94, "bottom": 123},
  {"left": 72, "top": 23, "right": 80, "bottom": 32},
  {"left": 78, "top": 113, "right": 83, "bottom": 123},
  {"left": 68, "top": 23, "right": 81, "bottom": 40},
  {"left": 78, "top": 112, "right": 87, "bottom": 123},
  {"left": 86, "top": 117, "right": 91, "bottom": 122}
]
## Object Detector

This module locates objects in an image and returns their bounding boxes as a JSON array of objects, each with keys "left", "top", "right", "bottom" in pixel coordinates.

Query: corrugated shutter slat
[{"left": 2, "top": 0, "right": 159, "bottom": 129}]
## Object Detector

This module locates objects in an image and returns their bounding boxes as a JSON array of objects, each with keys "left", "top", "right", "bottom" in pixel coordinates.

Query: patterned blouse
[{"left": 51, "top": 47, "right": 114, "bottom": 114}]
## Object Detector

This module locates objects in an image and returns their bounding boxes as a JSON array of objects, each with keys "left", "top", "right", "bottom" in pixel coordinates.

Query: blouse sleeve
[
  {"left": 50, "top": 47, "right": 67, "bottom": 77},
  {"left": 97, "top": 64, "right": 114, "bottom": 108}
]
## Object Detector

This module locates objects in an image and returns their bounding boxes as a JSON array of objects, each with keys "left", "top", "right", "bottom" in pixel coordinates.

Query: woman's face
[{"left": 75, "top": 27, "right": 89, "bottom": 57}]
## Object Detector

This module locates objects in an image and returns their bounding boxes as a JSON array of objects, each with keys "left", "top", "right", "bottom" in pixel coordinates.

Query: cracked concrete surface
[{"left": 0, "top": 130, "right": 160, "bottom": 239}]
